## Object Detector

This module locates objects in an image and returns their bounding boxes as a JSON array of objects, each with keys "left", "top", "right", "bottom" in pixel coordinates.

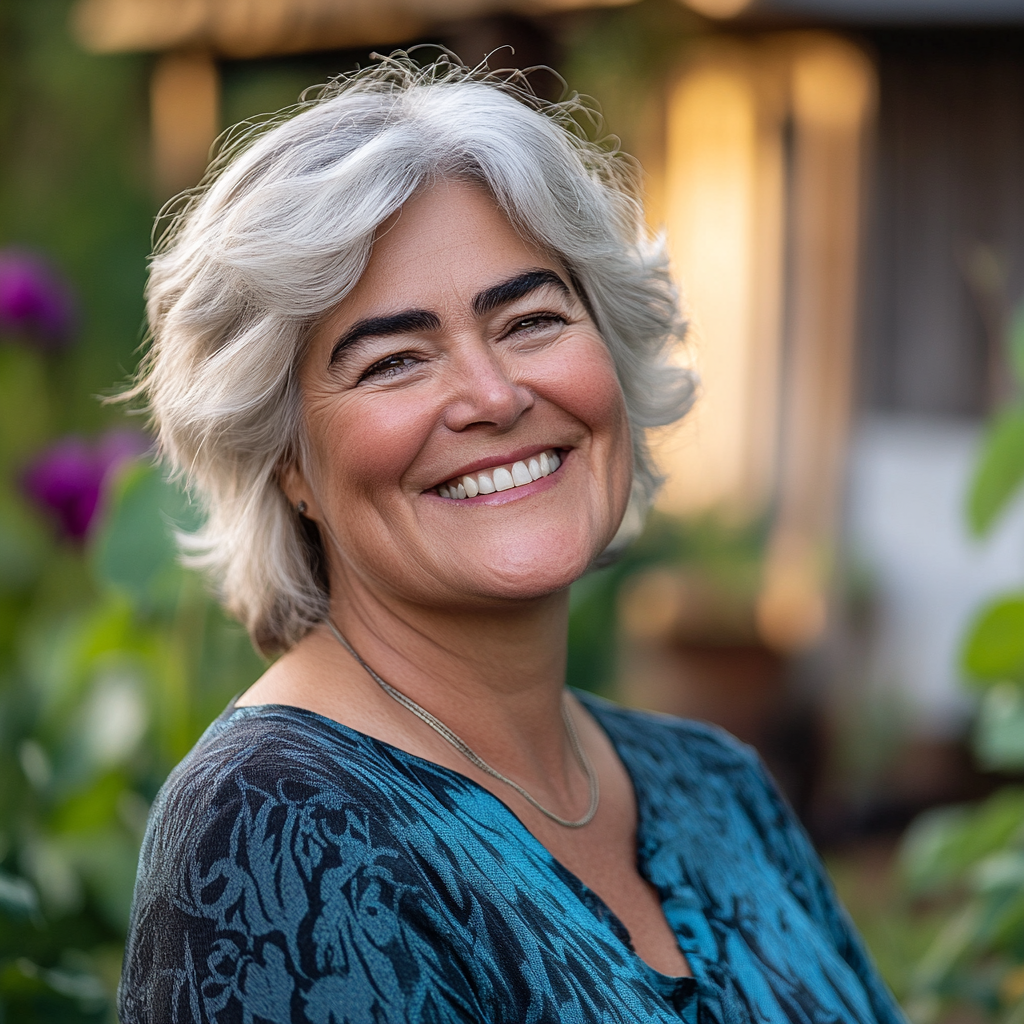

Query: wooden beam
[
  {"left": 757, "top": 33, "right": 875, "bottom": 651},
  {"left": 72, "top": 0, "right": 639, "bottom": 58},
  {"left": 150, "top": 50, "right": 219, "bottom": 196},
  {"left": 73, "top": 0, "right": 425, "bottom": 57}
]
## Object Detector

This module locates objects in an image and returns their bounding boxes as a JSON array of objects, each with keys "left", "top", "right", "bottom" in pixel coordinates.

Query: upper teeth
[{"left": 437, "top": 449, "right": 561, "bottom": 499}]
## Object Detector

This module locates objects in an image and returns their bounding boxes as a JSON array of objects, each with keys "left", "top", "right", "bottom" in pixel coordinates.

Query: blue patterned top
[{"left": 119, "top": 693, "right": 904, "bottom": 1024}]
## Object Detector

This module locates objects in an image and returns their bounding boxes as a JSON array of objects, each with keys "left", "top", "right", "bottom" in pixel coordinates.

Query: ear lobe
[{"left": 279, "top": 462, "right": 318, "bottom": 519}]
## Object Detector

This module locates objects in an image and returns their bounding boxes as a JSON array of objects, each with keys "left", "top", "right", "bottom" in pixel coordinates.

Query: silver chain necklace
[{"left": 326, "top": 619, "right": 600, "bottom": 828}]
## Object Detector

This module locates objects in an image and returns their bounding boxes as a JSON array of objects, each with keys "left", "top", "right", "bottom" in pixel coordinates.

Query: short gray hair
[{"left": 134, "top": 54, "right": 693, "bottom": 655}]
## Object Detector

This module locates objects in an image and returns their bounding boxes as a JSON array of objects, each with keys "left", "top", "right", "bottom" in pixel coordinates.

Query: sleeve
[
  {"left": 118, "top": 772, "right": 484, "bottom": 1024},
  {"left": 736, "top": 748, "right": 908, "bottom": 1024}
]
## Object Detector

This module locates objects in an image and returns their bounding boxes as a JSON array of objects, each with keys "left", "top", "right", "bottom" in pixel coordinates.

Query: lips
[{"left": 435, "top": 449, "right": 562, "bottom": 499}]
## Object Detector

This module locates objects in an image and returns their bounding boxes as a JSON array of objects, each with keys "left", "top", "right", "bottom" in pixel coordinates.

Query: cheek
[
  {"left": 304, "top": 391, "right": 433, "bottom": 513},
  {"left": 541, "top": 338, "right": 631, "bottom": 455}
]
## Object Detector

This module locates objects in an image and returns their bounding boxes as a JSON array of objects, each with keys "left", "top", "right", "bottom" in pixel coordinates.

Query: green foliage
[
  {"left": 0, "top": 0, "right": 152, "bottom": 431},
  {"left": 1007, "top": 305, "right": 1024, "bottom": 397},
  {"left": 827, "top": 850, "right": 954, "bottom": 1006},
  {"left": 0, "top": 5, "right": 272, "bottom": 1017},
  {"left": 895, "top": 297, "right": 1024, "bottom": 1024},
  {"left": 0, "top": 458, "right": 263, "bottom": 1021},
  {"left": 92, "top": 461, "right": 203, "bottom": 608},
  {"left": 968, "top": 298, "right": 1024, "bottom": 538},
  {"left": 898, "top": 790, "right": 1024, "bottom": 1024},
  {"left": 967, "top": 411, "right": 1024, "bottom": 538},
  {"left": 974, "top": 685, "right": 1024, "bottom": 772},
  {"left": 901, "top": 790, "right": 1024, "bottom": 896},
  {"left": 962, "top": 596, "right": 1024, "bottom": 686}
]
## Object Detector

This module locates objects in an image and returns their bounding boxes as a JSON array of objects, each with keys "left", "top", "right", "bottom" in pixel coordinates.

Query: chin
[{"left": 464, "top": 536, "right": 606, "bottom": 603}]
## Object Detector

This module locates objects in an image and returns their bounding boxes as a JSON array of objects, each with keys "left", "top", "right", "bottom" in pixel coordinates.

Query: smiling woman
[
  {"left": 280, "top": 180, "right": 633, "bottom": 618},
  {"left": 118, "top": 55, "right": 904, "bottom": 1024}
]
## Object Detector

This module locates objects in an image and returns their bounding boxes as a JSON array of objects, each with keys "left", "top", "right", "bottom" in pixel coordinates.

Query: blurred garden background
[{"left": 2, "top": 0, "right": 1024, "bottom": 1020}]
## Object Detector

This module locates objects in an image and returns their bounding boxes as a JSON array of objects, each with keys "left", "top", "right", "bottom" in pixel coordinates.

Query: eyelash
[
  {"left": 504, "top": 312, "right": 567, "bottom": 338},
  {"left": 358, "top": 353, "right": 421, "bottom": 383},
  {"left": 355, "top": 312, "right": 569, "bottom": 384}
]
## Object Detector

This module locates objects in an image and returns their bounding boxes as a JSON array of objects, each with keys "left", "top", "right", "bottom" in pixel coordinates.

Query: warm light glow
[
  {"left": 657, "top": 62, "right": 762, "bottom": 517},
  {"left": 792, "top": 39, "right": 874, "bottom": 130}
]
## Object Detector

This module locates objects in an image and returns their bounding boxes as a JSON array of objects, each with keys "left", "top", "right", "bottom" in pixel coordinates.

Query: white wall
[{"left": 844, "top": 414, "right": 1024, "bottom": 736}]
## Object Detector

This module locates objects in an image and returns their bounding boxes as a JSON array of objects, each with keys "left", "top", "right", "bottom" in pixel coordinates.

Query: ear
[{"left": 279, "top": 461, "right": 321, "bottom": 520}]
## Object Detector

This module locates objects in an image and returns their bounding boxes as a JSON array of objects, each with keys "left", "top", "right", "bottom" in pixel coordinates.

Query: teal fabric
[{"left": 119, "top": 693, "right": 904, "bottom": 1024}]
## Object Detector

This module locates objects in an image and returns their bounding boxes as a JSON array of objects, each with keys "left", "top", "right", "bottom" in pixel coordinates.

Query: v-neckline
[{"left": 225, "top": 692, "right": 701, "bottom": 996}]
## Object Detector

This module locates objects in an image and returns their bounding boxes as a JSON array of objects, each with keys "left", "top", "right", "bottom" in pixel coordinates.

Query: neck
[{"left": 324, "top": 573, "right": 572, "bottom": 774}]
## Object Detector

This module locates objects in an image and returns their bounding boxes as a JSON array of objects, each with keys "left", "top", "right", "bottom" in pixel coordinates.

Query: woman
[{"left": 120, "top": 56, "right": 902, "bottom": 1024}]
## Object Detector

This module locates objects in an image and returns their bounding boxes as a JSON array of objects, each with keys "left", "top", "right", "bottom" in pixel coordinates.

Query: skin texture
[{"left": 238, "top": 179, "right": 691, "bottom": 977}]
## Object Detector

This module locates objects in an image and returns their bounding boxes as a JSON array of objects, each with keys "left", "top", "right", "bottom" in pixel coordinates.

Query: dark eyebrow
[
  {"left": 472, "top": 269, "right": 570, "bottom": 317},
  {"left": 329, "top": 309, "right": 441, "bottom": 364}
]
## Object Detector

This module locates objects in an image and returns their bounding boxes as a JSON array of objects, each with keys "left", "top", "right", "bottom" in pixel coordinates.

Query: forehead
[{"left": 343, "top": 179, "right": 557, "bottom": 314}]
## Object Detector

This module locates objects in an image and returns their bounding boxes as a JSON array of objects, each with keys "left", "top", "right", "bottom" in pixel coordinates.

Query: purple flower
[
  {"left": 0, "top": 250, "right": 77, "bottom": 349},
  {"left": 22, "top": 431, "right": 150, "bottom": 541}
]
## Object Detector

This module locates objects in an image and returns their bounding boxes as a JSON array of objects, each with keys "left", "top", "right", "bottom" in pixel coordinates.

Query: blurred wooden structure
[
  {"left": 73, "top": 0, "right": 627, "bottom": 58},
  {"left": 654, "top": 1, "right": 1024, "bottom": 826},
  {"left": 72, "top": 0, "right": 632, "bottom": 193},
  {"left": 652, "top": 32, "right": 874, "bottom": 654},
  {"left": 637, "top": 4, "right": 1024, "bottom": 676}
]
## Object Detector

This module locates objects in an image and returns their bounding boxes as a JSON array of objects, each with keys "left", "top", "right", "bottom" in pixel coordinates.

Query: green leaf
[
  {"left": 961, "top": 595, "right": 1024, "bottom": 684},
  {"left": 971, "top": 850, "right": 1024, "bottom": 894},
  {"left": 975, "top": 684, "right": 1024, "bottom": 771},
  {"left": 900, "top": 805, "right": 971, "bottom": 894},
  {"left": 967, "top": 409, "right": 1024, "bottom": 537},
  {"left": 0, "top": 870, "right": 40, "bottom": 919},
  {"left": 90, "top": 461, "right": 202, "bottom": 605},
  {"left": 900, "top": 788, "right": 1024, "bottom": 894}
]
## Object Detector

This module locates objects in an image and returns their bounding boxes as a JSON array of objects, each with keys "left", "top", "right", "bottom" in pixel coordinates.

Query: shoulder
[
  {"left": 122, "top": 705, "right": 481, "bottom": 1022},
  {"left": 140, "top": 706, "right": 375, "bottom": 867},
  {"left": 154, "top": 701, "right": 378, "bottom": 802},
  {"left": 130, "top": 703, "right": 489, "bottom": 942},
  {"left": 139, "top": 703, "right": 472, "bottom": 880}
]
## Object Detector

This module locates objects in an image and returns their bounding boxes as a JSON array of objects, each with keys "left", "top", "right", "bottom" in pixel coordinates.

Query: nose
[{"left": 442, "top": 340, "right": 534, "bottom": 433}]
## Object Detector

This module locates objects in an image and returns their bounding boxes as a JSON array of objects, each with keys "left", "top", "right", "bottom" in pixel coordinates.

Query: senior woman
[{"left": 119, "top": 56, "right": 901, "bottom": 1024}]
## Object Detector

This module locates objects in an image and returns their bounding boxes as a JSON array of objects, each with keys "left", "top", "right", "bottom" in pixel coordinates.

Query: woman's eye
[
  {"left": 507, "top": 313, "right": 567, "bottom": 338},
  {"left": 359, "top": 353, "right": 420, "bottom": 383}
]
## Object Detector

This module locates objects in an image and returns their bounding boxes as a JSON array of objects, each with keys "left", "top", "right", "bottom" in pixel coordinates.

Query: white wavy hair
[{"left": 134, "top": 54, "right": 694, "bottom": 656}]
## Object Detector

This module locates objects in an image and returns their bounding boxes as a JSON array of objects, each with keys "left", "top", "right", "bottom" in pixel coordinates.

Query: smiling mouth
[{"left": 435, "top": 449, "right": 563, "bottom": 500}]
